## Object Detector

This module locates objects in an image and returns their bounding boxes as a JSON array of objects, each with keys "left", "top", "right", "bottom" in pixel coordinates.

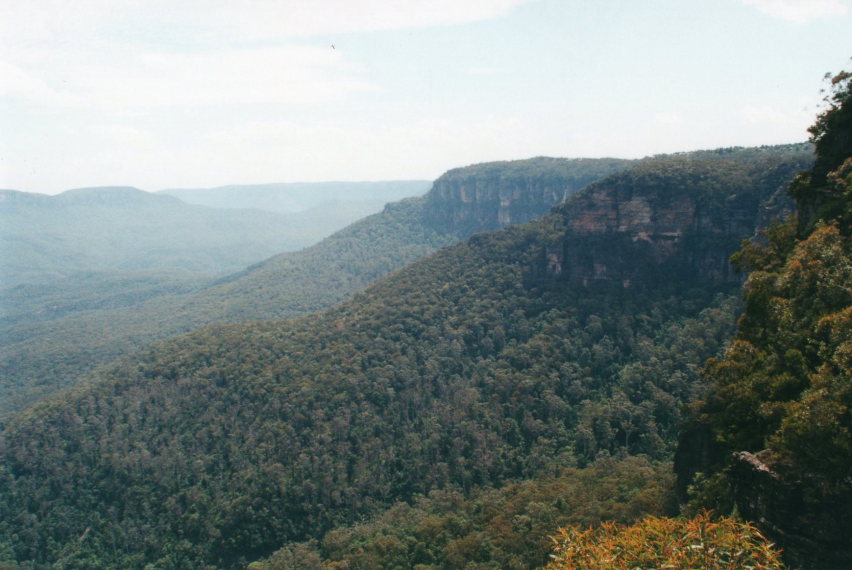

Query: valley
[
  {"left": 0, "top": 158, "right": 630, "bottom": 418},
  {"left": 1, "top": 140, "right": 838, "bottom": 568},
  {"left": 3, "top": 1, "right": 849, "bottom": 567}
]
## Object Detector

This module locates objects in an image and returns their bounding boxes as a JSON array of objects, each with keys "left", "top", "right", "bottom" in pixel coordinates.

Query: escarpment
[
  {"left": 422, "top": 157, "right": 632, "bottom": 235},
  {"left": 529, "top": 153, "right": 810, "bottom": 289}
]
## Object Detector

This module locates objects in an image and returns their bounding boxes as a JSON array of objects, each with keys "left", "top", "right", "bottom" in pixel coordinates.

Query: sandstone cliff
[
  {"left": 422, "top": 157, "right": 632, "bottom": 235},
  {"left": 529, "top": 153, "right": 811, "bottom": 289}
]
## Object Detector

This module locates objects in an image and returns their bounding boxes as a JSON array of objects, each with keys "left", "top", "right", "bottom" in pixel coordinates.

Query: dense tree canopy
[
  {"left": 250, "top": 456, "right": 673, "bottom": 570},
  {"left": 0, "top": 149, "right": 802, "bottom": 568}
]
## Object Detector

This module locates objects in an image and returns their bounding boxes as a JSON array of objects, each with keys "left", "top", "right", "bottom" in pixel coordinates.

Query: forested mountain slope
[
  {"left": 677, "top": 69, "right": 852, "bottom": 570},
  {"left": 0, "top": 198, "right": 449, "bottom": 418},
  {"left": 188, "top": 157, "right": 635, "bottom": 322},
  {"left": 0, "top": 149, "right": 812, "bottom": 569},
  {"left": 0, "top": 158, "right": 631, "bottom": 417}
]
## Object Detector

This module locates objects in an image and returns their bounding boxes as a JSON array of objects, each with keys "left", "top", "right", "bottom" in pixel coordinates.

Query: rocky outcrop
[
  {"left": 529, "top": 154, "right": 810, "bottom": 289},
  {"left": 421, "top": 157, "right": 632, "bottom": 236},
  {"left": 725, "top": 451, "right": 852, "bottom": 570}
]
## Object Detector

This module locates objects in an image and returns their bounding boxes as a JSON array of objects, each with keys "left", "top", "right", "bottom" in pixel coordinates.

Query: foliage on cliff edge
[{"left": 679, "top": 65, "right": 852, "bottom": 567}]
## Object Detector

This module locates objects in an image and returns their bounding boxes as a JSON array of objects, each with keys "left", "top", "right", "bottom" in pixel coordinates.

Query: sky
[{"left": 1, "top": 0, "right": 850, "bottom": 195}]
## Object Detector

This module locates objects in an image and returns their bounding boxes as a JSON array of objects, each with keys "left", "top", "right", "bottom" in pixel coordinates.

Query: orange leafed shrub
[{"left": 545, "top": 511, "right": 785, "bottom": 570}]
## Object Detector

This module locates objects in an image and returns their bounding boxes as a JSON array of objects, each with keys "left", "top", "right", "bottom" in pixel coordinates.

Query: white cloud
[
  {"left": 0, "top": 1, "right": 534, "bottom": 112},
  {"left": 66, "top": 46, "right": 374, "bottom": 109},
  {"left": 742, "top": 0, "right": 848, "bottom": 23},
  {"left": 1, "top": 0, "right": 538, "bottom": 48},
  {"left": 201, "top": 0, "right": 539, "bottom": 40},
  {"left": 1, "top": 44, "right": 372, "bottom": 113},
  {"left": 0, "top": 61, "right": 82, "bottom": 106}
]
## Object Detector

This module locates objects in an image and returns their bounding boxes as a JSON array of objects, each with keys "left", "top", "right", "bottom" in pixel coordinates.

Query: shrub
[{"left": 545, "top": 511, "right": 785, "bottom": 570}]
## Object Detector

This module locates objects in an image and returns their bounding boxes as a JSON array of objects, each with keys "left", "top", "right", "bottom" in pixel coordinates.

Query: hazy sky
[{"left": 1, "top": 0, "right": 850, "bottom": 194}]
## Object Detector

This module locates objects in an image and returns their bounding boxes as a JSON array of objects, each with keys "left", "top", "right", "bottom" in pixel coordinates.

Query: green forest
[
  {"left": 0, "top": 68, "right": 850, "bottom": 570},
  {"left": 0, "top": 157, "right": 632, "bottom": 418}
]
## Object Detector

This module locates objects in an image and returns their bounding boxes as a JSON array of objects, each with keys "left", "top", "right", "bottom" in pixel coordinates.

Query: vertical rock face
[
  {"left": 725, "top": 452, "right": 852, "bottom": 570},
  {"left": 529, "top": 152, "right": 811, "bottom": 289},
  {"left": 421, "top": 157, "right": 633, "bottom": 235}
]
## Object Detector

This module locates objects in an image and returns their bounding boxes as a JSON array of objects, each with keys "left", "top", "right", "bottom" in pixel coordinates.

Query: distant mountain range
[
  {"left": 159, "top": 180, "right": 431, "bottom": 213},
  {"left": 0, "top": 181, "right": 432, "bottom": 289}
]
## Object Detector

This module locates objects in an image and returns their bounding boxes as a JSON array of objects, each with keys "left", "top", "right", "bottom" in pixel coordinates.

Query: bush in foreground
[{"left": 545, "top": 511, "right": 785, "bottom": 570}]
